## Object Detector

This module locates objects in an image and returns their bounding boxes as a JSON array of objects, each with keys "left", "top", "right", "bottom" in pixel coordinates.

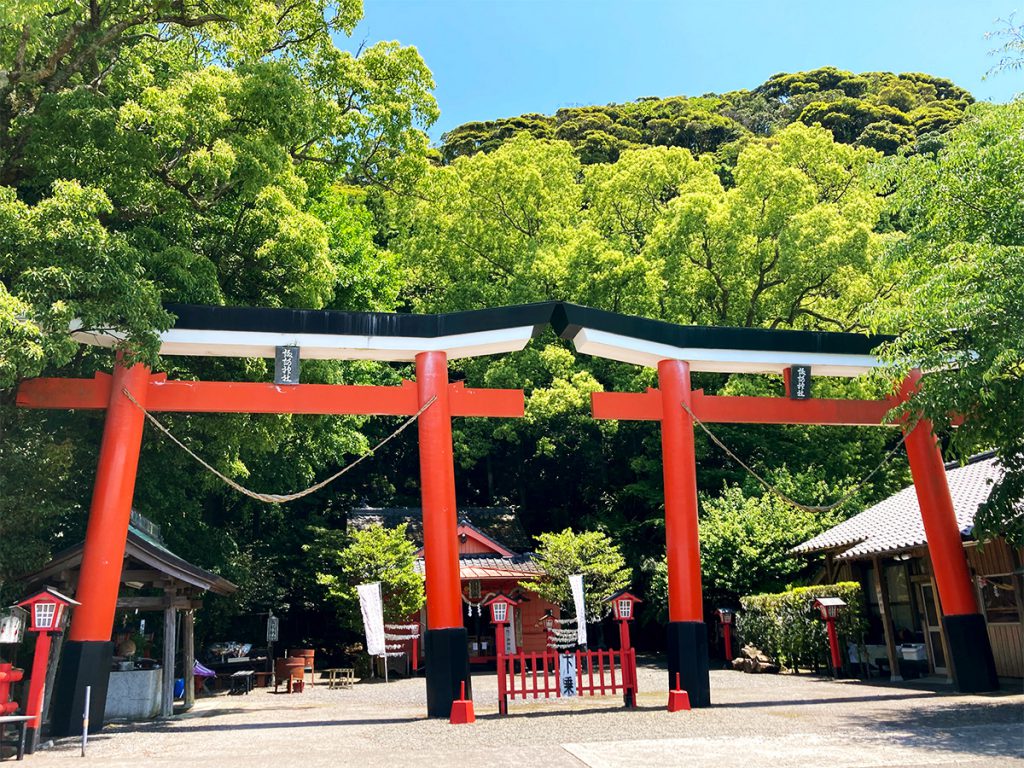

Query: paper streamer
[
  {"left": 569, "top": 574, "right": 587, "bottom": 647},
  {"left": 357, "top": 582, "right": 386, "bottom": 656}
]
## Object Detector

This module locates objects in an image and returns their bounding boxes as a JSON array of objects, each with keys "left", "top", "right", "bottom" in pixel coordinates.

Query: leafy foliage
[
  {"left": 1, "top": 0, "right": 437, "bottom": 385},
  {"left": 644, "top": 464, "right": 878, "bottom": 622},
  {"left": 738, "top": 582, "right": 867, "bottom": 669},
  {"left": 310, "top": 523, "right": 424, "bottom": 629},
  {"left": 403, "top": 123, "right": 886, "bottom": 331},
  {"left": 519, "top": 528, "right": 632, "bottom": 621},
  {"left": 439, "top": 68, "right": 972, "bottom": 165},
  {"left": 986, "top": 15, "right": 1024, "bottom": 76},
  {"left": 874, "top": 100, "right": 1024, "bottom": 545},
  {"left": 0, "top": 0, "right": 437, "bottom": 622}
]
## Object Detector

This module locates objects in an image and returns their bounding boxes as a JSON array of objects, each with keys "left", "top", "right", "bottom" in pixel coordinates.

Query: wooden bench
[
  {"left": 0, "top": 715, "right": 31, "bottom": 762},
  {"left": 228, "top": 670, "right": 254, "bottom": 695},
  {"left": 322, "top": 668, "right": 355, "bottom": 690}
]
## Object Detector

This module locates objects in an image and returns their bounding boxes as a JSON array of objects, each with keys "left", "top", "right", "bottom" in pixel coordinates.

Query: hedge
[{"left": 737, "top": 582, "right": 867, "bottom": 671}]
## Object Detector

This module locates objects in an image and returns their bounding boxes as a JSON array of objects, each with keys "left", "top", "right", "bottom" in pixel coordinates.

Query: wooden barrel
[
  {"left": 275, "top": 656, "right": 305, "bottom": 679},
  {"left": 288, "top": 648, "right": 315, "bottom": 667}
]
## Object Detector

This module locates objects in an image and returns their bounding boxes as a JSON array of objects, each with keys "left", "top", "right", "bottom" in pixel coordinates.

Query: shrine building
[
  {"left": 794, "top": 453, "right": 1023, "bottom": 682},
  {"left": 348, "top": 507, "right": 560, "bottom": 662}
]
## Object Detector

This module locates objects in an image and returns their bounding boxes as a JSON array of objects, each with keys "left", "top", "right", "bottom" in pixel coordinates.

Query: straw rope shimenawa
[
  {"left": 121, "top": 387, "right": 435, "bottom": 504},
  {"left": 120, "top": 379, "right": 905, "bottom": 511},
  {"left": 677, "top": 399, "right": 912, "bottom": 514}
]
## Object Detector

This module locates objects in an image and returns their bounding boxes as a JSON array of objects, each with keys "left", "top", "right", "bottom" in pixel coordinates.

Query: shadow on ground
[
  {"left": 850, "top": 699, "right": 1024, "bottom": 760},
  {"left": 714, "top": 691, "right": 941, "bottom": 709},
  {"left": 130, "top": 716, "right": 422, "bottom": 734}
]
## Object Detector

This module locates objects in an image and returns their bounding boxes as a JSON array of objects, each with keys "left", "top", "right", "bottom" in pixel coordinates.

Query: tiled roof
[
  {"left": 414, "top": 554, "right": 544, "bottom": 580},
  {"left": 792, "top": 455, "right": 1003, "bottom": 560},
  {"left": 348, "top": 506, "right": 532, "bottom": 552},
  {"left": 21, "top": 523, "right": 237, "bottom": 596}
]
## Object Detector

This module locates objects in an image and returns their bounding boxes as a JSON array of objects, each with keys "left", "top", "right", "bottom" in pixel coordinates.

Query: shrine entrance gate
[{"left": 17, "top": 301, "right": 998, "bottom": 730}]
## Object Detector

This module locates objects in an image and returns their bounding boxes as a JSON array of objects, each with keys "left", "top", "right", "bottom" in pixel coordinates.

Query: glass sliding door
[{"left": 919, "top": 583, "right": 948, "bottom": 675}]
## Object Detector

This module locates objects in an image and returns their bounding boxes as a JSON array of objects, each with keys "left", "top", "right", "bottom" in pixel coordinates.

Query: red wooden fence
[{"left": 497, "top": 648, "right": 637, "bottom": 714}]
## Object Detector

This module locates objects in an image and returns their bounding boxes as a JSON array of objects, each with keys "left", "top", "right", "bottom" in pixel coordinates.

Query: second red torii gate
[{"left": 559, "top": 301, "right": 1000, "bottom": 706}]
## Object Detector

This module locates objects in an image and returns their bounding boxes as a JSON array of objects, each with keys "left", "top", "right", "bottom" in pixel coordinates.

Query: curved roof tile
[{"left": 792, "top": 456, "right": 1003, "bottom": 560}]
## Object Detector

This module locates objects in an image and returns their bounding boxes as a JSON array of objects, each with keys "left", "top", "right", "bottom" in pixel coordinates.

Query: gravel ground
[{"left": 23, "top": 661, "right": 1024, "bottom": 768}]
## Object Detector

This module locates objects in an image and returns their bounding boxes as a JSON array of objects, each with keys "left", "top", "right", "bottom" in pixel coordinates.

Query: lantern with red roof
[
  {"left": 715, "top": 608, "right": 736, "bottom": 663},
  {"left": 484, "top": 592, "right": 519, "bottom": 715},
  {"left": 17, "top": 587, "right": 79, "bottom": 751},
  {"left": 603, "top": 589, "right": 642, "bottom": 707},
  {"left": 812, "top": 597, "right": 847, "bottom": 677}
]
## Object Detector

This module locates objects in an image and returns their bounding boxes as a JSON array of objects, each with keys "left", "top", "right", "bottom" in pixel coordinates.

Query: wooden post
[
  {"left": 161, "top": 604, "right": 176, "bottom": 717},
  {"left": 658, "top": 359, "right": 711, "bottom": 708},
  {"left": 495, "top": 621, "right": 507, "bottom": 715},
  {"left": 38, "top": 629, "right": 65, "bottom": 741},
  {"left": 872, "top": 556, "right": 902, "bottom": 681},
  {"left": 23, "top": 632, "right": 52, "bottom": 752},
  {"left": 183, "top": 610, "right": 195, "bottom": 710}
]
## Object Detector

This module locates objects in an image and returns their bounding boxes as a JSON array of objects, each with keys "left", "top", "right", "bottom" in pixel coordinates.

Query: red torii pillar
[
  {"left": 901, "top": 372, "right": 997, "bottom": 692},
  {"left": 18, "top": 356, "right": 524, "bottom": 726},
  {"left": 593, "top": 366, "right": 998, "bottom": 702},
  {"left": 596, "top": 360, "right": 711, "bottom": 707}
]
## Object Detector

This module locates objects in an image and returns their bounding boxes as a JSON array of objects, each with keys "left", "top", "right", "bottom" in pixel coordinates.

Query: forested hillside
[
  {"left": 439, "top": 67, "right": 973, "bottom": 163},
  {"left": 2, "top": 0, "right": 1019, "bottom": 656}
]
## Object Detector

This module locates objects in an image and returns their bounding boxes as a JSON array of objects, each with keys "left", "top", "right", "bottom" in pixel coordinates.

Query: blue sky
[{"left": 337, "top": 0, "right": 1023, "bottom": 140}]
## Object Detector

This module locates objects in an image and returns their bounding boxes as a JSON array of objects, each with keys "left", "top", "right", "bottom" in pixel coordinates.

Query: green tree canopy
[
  {"left": 646, "top": 474, "right": 860, "bottom": 624},
  {"left": 874, "top": 100, "right": 1024, "bottom": 545},
  {"left": 0, "top": 0, "right": 437, "bottom": 385},
  {"left": 519, "top": 528, "right": 632, "bottom": 621},
  {"left": 0, "top": 0, "right": 437, "bottom": 617},
  {"left": 438, "top": 68, "right": 972, "bottom": 165},
  {"left": 310, "top": 523, "right": 424, "bottom": 628},
  {"left": 645, "top": 123, "right": 884, "bottom": 329}
]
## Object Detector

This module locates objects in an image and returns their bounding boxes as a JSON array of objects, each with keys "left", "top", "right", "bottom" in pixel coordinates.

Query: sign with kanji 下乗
[
  {"left": 275, "top": 346, "right": 300, "bottom": 385},
  {"left": 559, "top": 654, "right": 577, "bottom": 697}
]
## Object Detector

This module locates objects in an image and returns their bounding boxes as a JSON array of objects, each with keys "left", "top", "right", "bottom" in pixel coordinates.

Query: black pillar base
[
  {"left": 667, "top": 621, "right": 711, "bottom": 708},
  {"left": 49, "top": 640, "right": 113, "bottom": 738},
  {"left": 23, "top": 726, "right": 38, "bottom": 756},
  {"left": 943, "top": 613, "right": 999, "bottom": 693},
  {"left": 424, "top": 628, "right": 471, "bottom": 718}
]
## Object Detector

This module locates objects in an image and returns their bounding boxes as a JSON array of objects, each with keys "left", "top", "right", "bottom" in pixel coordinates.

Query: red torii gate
[
  {"left": 16, "top": 302, "right": 550, "bottom": 730},
  {"left": 16, "top": 300, "right": 999, "bottom": 730},
  {"left": 553, "top": 302, "right": 999, "bottom": 705}
]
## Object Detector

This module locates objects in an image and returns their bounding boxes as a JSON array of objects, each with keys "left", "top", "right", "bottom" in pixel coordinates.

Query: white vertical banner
[
  {"left": 357, "top": 582, "right": 385, "bottom": 657},
  {"left": 569, "top": 574, "right": 587, "bottom": 647},
  {"left": 504, "top": 608, "right": 517, "bottom": 654}
]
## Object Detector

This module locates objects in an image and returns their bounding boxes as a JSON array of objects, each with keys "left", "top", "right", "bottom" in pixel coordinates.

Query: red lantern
[
  {"left": 484, "top": 592, "right": 518, "bottom": 626},
  {"left": 603, "top": 590, "right": 642, "bottom": 707},
  {"left": 715, "top": 608, "right": 736, "bottom": 663},
  {"left": 16, "top": 587, "right": 79, "bottom": 751},
  {"left": 18, "top": 588, "right": 77, "bottom": 633},
  {"left": 813, "top": 596, "right": 846, "bottom": 621},
  {"left": 484, "top": 593, "right": 519, "bottom": 716},
  {"left": 604, "top": 590, "right": 642, "bottom": 622},
  {"left": 812, "top": 597, "right": 847, "bottom": 676}
]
